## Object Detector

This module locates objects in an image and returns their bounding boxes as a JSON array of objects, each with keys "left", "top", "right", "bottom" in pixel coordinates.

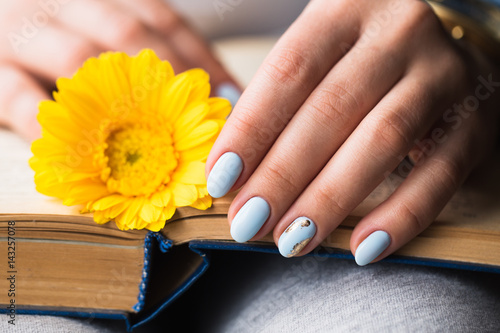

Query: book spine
[{"left": 133, "top": 232, "right": 173, "bottom": 313}]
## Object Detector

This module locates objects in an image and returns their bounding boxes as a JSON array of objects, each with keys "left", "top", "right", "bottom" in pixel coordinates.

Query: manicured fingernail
[
  {"left": 230, "top": 197, "right": 270, "bottom": 243},
  {"left": 355, "top": 231, "right": 391, "bottom": 266},
  {"left": 216, "top": 83, "right": 241, "bottom": 108},
  {"left": 278, "top": 217, "right": 316, "bottom": 258},
  {"left": 207, "top": 152, "right": 243, "bottom": 198}
]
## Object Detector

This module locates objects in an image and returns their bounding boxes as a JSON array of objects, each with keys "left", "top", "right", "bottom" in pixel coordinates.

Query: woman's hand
[
  {"left": 206, "top": 0, "right": 500, "bottom": 264},
  {"left": 0, "top": 0, "right": 238, "bottom": 141}
]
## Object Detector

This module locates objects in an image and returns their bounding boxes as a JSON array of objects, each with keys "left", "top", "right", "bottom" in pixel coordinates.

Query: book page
[{"left": 0, "top": 129, "right": 82, "bottom": 216}]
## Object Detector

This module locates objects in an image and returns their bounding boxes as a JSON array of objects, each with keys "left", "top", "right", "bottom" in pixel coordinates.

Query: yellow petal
[
  {"left": 173, "top": 102, "right": 208, "bottom": 142},
  {"left": 159, "top": 205, "right": 176, "bottom": 222},
  {"left": 175, "top": 120, "right": 218, "bottom": 151},
  {"left": 139, "top": 199, "right": 162, "bottom": 223},
  {"left": 63, "top": 182, "right": 109, "bottom": 205},
  {"left": 185, "top": 69, "right": 210, "bottom": 104},
  {"left": 158, "top": 72, "right": 191, "bottom": 122},
  {"left": 90, "top": 194, "right": 130, "bottom": 211},
  {"left": 31, "top": 135, "right": 64, "bottom": 157},
  {"left": 34, "top": 179, "right": 70, "bottom": 199},
  {"left": 171, "top": 182, "right": 198, "bottom": 206},
  {"left": 93, "top": 210, "right": 112, "bottom": 224},
  {"left": 197, "top": 186, "right": 208, "bottom": 197},
  {"left": 129, "top": 49, "right": 169, "bottom": 88},
  {"left": 172, "top": 161, "right": 207, "bottom": 185},
  {"left": 37, "top": 101, "right": 84, "bottom": 143},
  {"left": 57, "top": 61, "right": 109, "bottom": 111},
  {"left": 115, "top": 197, "right": 143, "bottom": 228},
  {"left": 190, "top": 195, "right": 212, "bottom": 210},
  {"left": 34, "top": 161, "right": 80, "bottom": 185},
  {"left": 135, "top": 217, "right": 150, "bottom": 230},
  {"left": 179, "top": 141, "right": 214, "bottom": 163},
  {"left": 99, "top": 52, "right": 131, "bottom": 103},
  {"left": 55, "top": 89, "right": 108, "bottom": 131},
  {"left": 207, "top": 97, "right": 232, "bottom": 119},
  {"left": 114, "top": 217, "right": 130, "bottom": 231},
  {"left": 49, "top": 158, "right": 97, "bottom": 177},
  {"left": 146, "top": 218, "right": 167, "bottom": 232},
  {"left": 106, "top": 200, "right": 131, "bottom": 219},
  {"left": 129, "top": 49, "right": 174, "bottom": 116},
  {"left": 150, "top": 189, "right": 172, "bottom": 207},
  {"left": 59, "top": 171, "right": 100, "bottom": 183}
]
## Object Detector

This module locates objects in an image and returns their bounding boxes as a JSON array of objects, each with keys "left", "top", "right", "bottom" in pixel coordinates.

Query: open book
[{"left": 1, "top": 37, "right": 500, "bottom": 329}]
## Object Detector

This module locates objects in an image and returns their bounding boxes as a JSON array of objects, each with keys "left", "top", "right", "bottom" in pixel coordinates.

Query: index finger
[{"left": 206, "top": 0, "right": 360, "bottom": 197}]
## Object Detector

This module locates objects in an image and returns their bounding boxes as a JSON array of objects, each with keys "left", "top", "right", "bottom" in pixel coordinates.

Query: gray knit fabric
[
  {"left": 207, "top": 255, "right": 500, "bottom": 333},
  {"left": 5, "top": 315, "right": 126, "bottom": 332}
]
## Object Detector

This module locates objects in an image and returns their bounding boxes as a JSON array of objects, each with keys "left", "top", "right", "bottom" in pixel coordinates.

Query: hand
[
  {"left": 0, "top": 0, "right": 238, "bottom": 141},
  {"left": 206, "top": 0, "right": 500, "bottom": 264}
]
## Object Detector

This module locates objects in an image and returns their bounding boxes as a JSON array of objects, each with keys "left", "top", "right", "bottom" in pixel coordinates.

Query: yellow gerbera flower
[{"left": 30, "top": 49, "right": 231, "bottom": 231}]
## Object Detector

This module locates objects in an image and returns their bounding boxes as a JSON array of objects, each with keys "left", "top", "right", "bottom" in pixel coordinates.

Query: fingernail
[
  {"left": 207, "top": 152, "right": 243, "bottom": 198},
  {"left": 216, "top": 83, "right": 241, "bottom": 108},
  {"left": 355, "top": 231, "right": 391, "bottom": 266},
  {"left": 230, "top": 197, "right": 270, "bottom": 243},
  {"left": 278, "top": 217, "right": 316, "bottom": 258}
]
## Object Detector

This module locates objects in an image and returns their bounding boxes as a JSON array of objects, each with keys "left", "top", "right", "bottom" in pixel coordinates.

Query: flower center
[{"left": 103, "top": 124, "right": 177, "bottom": 196}]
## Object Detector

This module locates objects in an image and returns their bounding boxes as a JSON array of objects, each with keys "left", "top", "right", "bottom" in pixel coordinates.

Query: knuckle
[
  {"left": 367, "top": 112, "right": 413, "bottom": 158},
  {"left": 397, "top": 201, "right": 427, "bottom": 235},
  {"left": 391, "top": 1, "right": 440, "bottom": 43},
  {"left": 231, "top": 111, "right": 274, "bottom": 150},
  {"left": 406, "top": 1, "right": 439, "bottom": 29},
  {"left": 308, "top": 83, "right": 359, "bottom": 130},
  {"left": 157, "top": 11, "right": 182, "bottom": 33},
  {"left": 262, "top": 47, "right": 309, "bottom": 87},
  {"left": 432, "top": 156, "right": 462, "bottom": 193},
  {"left": 314, "top": 185, "right": 352, "bottom": 218},
  {"left": 261, "top": 158, "right": 301, "bottom": 194},
  {"left": 108, "top": 15, "right": 145, "bottom": 46},
  {"left": 231, "top": 113, "right": 259, "bottom": 138},
  {"left": 438, "top": 50, "right": 468, "bottom": 83}
]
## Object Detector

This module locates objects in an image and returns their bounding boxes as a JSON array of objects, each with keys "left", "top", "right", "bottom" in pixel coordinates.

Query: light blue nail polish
[
  {"left": 207, "top": 152, "right": 243, "bottom": 198},
  {"left": 230, "top": 197, "right": 270, "bottom": 243},
  {"left": 278, "top": 217, "right": 317, "bottom": 258},
  {"left": 355, "top": 231, "right": 391, "bottom": 266},
  {"left": 216, "top": 83, "right": 241, "bottom": 109}
]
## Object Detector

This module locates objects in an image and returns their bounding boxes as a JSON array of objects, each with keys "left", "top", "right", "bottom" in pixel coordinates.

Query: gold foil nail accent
[
  {"left": 285, "top": 217, "right": 311, "bottom": 234},
  {"left": 287, "top": 237, "right": 312, "bottom": 257},
  {"left": 284, "top": 221, "right": 299, "bottom": 234}
]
